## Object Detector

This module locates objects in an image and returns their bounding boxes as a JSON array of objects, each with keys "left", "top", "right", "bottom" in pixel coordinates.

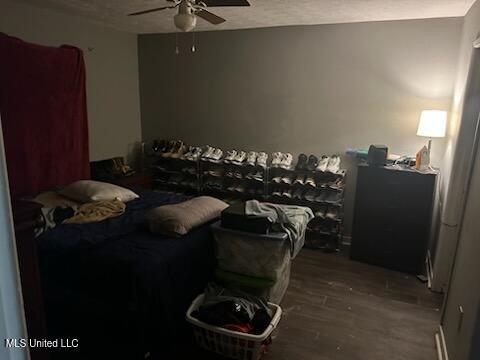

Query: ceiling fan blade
[
  {"left": 200, "top": 0, "right": 250, "bottom": 6},
  {"left": 196, "top": 9, "right": 226, "bottom": 25},
  {"left": 128, "top": 6, "right": 176, "bottom": 16}
]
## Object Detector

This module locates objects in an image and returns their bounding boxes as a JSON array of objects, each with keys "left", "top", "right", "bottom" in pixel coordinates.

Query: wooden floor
[
  {"left": 180, "top": 248, "right": 443, "bottom": 360},
  {"left": 266, "top": 249, "right": 443, "bottom": 360}
]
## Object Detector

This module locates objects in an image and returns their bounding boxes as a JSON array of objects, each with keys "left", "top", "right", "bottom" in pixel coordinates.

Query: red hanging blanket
[{"left": 0, "top": 33, "right": 90, "bottom": 198}]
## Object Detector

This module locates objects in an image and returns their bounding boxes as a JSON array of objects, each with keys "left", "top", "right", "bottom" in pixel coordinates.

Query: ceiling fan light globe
[{"left": 174, "top": 13, "right": 197, "bottom": 32}]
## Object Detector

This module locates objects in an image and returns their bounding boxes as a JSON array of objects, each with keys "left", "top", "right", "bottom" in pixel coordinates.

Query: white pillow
[{"left": 59, "top": 180, "right": 139, "bottom": 203}]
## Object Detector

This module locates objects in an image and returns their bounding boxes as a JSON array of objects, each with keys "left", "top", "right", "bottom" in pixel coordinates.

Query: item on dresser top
[
  {"left": 306, "top": 155, "right": 319, "bottom": 171},
  {"left": 295, "top": 154, "right": 308, "bottom": 171},
  {"left": 256, "top": 152, "right": 268, "bottom": 168},
  {"left": 367, "top": 145, "right": 388, "bottom": 167},
  {"left": 59, "top": 180, "right": 139, "bottom": 203},
  {"left": 146, "top": 196, "right": 228, "bottom": 236},
  {"left": 245, "top": 200, "right": 314, "bottom": 258}
]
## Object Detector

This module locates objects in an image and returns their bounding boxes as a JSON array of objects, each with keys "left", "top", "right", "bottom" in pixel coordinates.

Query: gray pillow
[
  {"left": 146, "top": 196, "right": 228, "bottom": 236},
  {"left": 59, "top": 180, "right": 139, "bottom": 203}
]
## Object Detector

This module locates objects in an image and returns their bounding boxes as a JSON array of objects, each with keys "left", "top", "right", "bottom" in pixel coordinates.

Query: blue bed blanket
[{"left": 37, "top": 189, "right": 217, "bottom": 356}]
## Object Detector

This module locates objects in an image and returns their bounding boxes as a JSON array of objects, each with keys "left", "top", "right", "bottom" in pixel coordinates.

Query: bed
[{"left": 37, "top": 189, "right": 217, "bottom": 359}]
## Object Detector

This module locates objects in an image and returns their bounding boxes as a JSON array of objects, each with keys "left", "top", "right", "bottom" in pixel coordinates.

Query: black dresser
[{"left": 351, "top": 164, "right": 437, "bottom": 274}]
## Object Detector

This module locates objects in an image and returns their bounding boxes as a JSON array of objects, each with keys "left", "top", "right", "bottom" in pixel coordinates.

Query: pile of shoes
[{"left": 271, "top": 152, "right": 293, "bottom": 169}]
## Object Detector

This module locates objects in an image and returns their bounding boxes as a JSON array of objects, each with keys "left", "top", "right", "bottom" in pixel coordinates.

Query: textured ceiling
[{"left": 19, "top": 0, "right": 475, "bottom": 34}]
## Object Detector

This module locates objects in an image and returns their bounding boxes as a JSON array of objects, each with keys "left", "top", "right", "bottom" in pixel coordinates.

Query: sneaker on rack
[
  {"left": 189, "top": 147, "right": 202, "bottom": 160},
  {"left": 295, "top": 154, "right": 308, "bottom": 171},
  {"left": 293, "top": 175, "right": 305, "bottom": 185},
  {"left": 209, "top": 148, "right": 223, "bottom": 163},
  {"left": 315, "top": 205, "right": 327, "bottom": 218},
  {"left": 306, "top": 155, "right": 319, "bottom": 171},
  {"left": 201, "top": 145, "right": 215, "bottom": 160},
  {"left": 246, "top": 151, "right": 257, "bottom": 167},
  {"left": 316, "top": 155, "right": 329, "bottom": 172},
  {"left": 314, "top": 192, "right": 326, "bottom": 203},
  {"left": 252, "top": 172, "right": 264, "bottom": 182},
  {"left": 282, "top": 190, "right": 293, "bottom": 198},
  {"left": 305, "top": 176, "right": 316, "bottom": 187},
  {"left": 324, "top": 191, "right": 342, "bottom": 204},
  {"left": 256, "top": 152, "right": 268, "bottom": 168},
  {"left": 279, "top": 153, "right": 293, "bottom": 169},
  {"left": 162, "top": 140, "right": 181, "bottom": 158},
  {"left": 235, "top": 184, "right": 246, "bottom": 193},
  {"left": 281, "top": 174, "right": 293, "bottom": 184},
  {"left": 181, "top": 146, "right": 194, "bottom": 160},
  {"left": 271, "top": 175, "right": 282, "bottom": 183},
  {"left": 325, "top": 206, "right": 339, "bottom": 220},
  {"left": 292, "top": 189, "right": 303, "bottom": 200},
  {"left": 223, "top": 150, "right": 237, "bottom": 164},
  {"left": 326, "top": 155, "right": 341, "bottom": 174},
  {"left": 328, "top": 178, "right": 345, "bottom": 190},
  {"left": 232, "top": 151, "right": 247, "bottom": 165},
  {"left": 171, "top": 144, "right": 187, "bottom": 158},
  {"left": 272, "top": 190, "right": 282, "bottom": 197},
  {"left": 304, "top": 190, "right": 316, "bottom": 202},
  {"left": 234, "top": 170, "right": 243, "bottom": 179},
  {"left": 271, "top": 152, "right": 283, "bottom": 167}
]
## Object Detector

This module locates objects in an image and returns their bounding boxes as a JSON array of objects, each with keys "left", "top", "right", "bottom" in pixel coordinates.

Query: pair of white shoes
[
  {"left": 224, "top": 150, "right": 247, "bottom": 165},
  {"left": 245, "top": 151, "right": 268, "bottom": 168},
  {"left": 316, "top": 155, "right": 341, "bottom": 173},
  {"left": 201, "top": 146, "right": 223, "bottom": 163},
  {"left": 182, "top": 146, "right": 202, "bottom": 161},
  {"left": 271, "top": 152, "right": 293, "bottom": 169}
]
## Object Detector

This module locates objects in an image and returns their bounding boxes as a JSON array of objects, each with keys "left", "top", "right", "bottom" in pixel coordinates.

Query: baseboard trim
[{"left": 435, "top": 325, "right": 449, "bottom": 360}]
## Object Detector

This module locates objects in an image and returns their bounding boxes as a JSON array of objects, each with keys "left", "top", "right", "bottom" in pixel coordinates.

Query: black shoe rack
[
  {"left": 148, "top": 152, "right": 346, "bottom": 251},
  {"left": 267, "top": 166, "right": 346, "bottom": 252}
]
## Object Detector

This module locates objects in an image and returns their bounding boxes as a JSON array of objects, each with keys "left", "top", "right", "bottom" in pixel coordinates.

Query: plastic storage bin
[{"left": 186, "top": 294, "right": 282, "bottom": 360}]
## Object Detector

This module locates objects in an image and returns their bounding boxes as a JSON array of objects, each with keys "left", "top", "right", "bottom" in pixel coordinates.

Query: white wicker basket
[{"left": 186, "top": 294, "right": 282, "bottom": 360}]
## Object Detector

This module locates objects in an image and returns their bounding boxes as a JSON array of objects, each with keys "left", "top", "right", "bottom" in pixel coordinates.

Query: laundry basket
[{"left": 186, "top": 294, "right": 282, "bottom": 360}]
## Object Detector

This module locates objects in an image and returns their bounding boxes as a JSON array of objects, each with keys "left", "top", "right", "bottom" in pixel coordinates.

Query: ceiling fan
[{"left": 128, "top": 0, "right": 250, "bottom": 32}]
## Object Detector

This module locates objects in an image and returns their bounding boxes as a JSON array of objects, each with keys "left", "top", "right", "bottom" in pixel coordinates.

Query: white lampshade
[{"left": 417, "top": 110, "right": 447, "bottom": 138}]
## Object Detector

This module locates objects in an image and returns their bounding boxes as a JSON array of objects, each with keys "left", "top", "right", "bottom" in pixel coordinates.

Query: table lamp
[{"left": 416, "top": 110, "right": 447, "bottom": 156}]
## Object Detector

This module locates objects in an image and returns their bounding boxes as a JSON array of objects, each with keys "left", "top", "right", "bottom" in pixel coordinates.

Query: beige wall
[
  {"left": 139, "top": 18, "right": 462, "bottom": 167},
  {"left": 139, "top": 18, "right": 462, "bottom": 236},
  {"left": 0, "top": 0, "right": 142, "bottom": 163}
]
